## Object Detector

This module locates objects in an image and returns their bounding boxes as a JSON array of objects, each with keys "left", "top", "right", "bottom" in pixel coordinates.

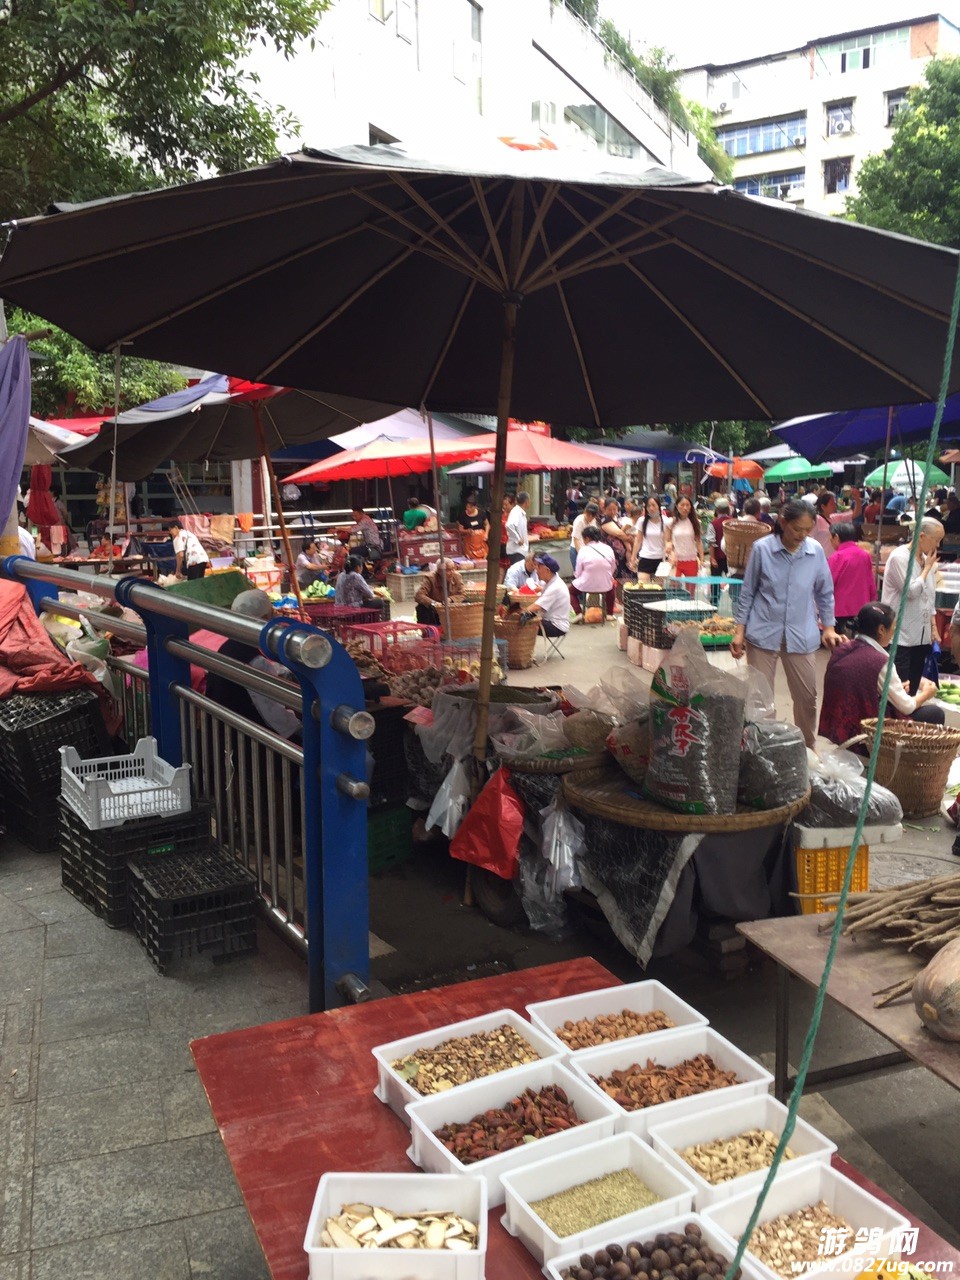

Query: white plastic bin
[
  {"left": 526, "top": 980, "right": 708, "bottom": 1057},
  {"left": 60, "top": 737, "right": 192, "bottom": 829},
  {"left": 500, "top": 1131, "right": 695, "bottom": 1268},
  {"left": 372, "top": 1008, "right": 564, "bottom": 1126},
  {"left": 567, "top": 1026, "right": 773, "bottom": 1139},
  {"left": 545, "top": 1211, "right": 769, "bottom": 1280},
  {"left": 703, "top": 1163, "right": 911, "bottom": 1280},
  {"left": 649, "top": 1095, "right": 836, "bottom": 1210},
  {"left": 303, "top": 1171, "right": 487, "bottom": 1280},
  {"left": 406, "top": 1059, "right": 620, "bottom": 1207}
]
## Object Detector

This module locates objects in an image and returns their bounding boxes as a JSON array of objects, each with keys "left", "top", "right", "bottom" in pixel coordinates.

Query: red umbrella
[{"left": 705, "top": 457, "right": 765, "bottom": 481}]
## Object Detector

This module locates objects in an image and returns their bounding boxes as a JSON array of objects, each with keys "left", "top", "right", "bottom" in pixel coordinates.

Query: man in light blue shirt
[
  {"left": 732, "top": 499, "right": 844, "bottom": 747},
  {"left": 503, "top": 553, "right": 539, "bottom": 593}
]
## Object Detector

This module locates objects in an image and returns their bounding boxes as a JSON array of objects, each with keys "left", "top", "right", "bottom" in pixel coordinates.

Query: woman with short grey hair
[{"left": 880, "top": 516, "right": 944, "bottom": 696}]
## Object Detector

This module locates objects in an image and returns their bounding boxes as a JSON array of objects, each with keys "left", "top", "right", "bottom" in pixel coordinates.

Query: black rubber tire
[{"left": 471, "top": 867, "right": 526, "bottom": 929}]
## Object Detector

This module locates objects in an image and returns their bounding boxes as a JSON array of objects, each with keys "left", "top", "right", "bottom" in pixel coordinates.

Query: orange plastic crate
[{"left": 795, "top": 842, "right": 869, "bottom": 915}]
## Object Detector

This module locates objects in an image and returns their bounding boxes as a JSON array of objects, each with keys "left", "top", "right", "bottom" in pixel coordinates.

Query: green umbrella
[
  {"left": 863, "top": 459, "right": 950, "bottom": 488},
  {"left": 762, "top": 456, "right": 833, "bottom": 482}
]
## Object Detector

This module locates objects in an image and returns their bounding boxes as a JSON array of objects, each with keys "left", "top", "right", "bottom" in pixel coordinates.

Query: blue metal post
[
  {"left": 270, "top": 620, "right": 369, "bottom": 1012},
  {"left": 115, "top": 578, "right": 190, "bottom": 766},
  {"left": 1, "top": 555, "right": 58, "bottom": 613}
]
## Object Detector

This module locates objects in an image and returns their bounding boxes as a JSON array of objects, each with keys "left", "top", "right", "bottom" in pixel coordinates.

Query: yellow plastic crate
[{"left": 795, "top": 841, "right": 869, "bottom": 915}]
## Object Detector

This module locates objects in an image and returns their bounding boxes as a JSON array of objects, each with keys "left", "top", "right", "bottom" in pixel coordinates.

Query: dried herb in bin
[
  {"left": 530, "top": 1168, "right": 660, "bottom": 1237},
  {"left": 434, "top": 1084, "right": 582, "bottom": 1163}
]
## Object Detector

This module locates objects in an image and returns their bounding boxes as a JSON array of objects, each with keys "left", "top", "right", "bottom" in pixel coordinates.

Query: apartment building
[
  {"left": 681, "top": 14, "right": 960, "bottom": 213},
  {"left": 248, "top": 0, "right": 709, "bottom": 177}
]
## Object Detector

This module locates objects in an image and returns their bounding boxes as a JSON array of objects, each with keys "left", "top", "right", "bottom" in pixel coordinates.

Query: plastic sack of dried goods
[
  {"left": 644, "top": 630, "right": 746, "bottom": 815},
  {"left": 564, "top": 708, "right": 614, "bottom": 751},
  {"left": 606, "top": 710, "right": 651, "bottom": 786},
  {"left": 489, "top": 707, "right": 569, "bottom": 760},
  {"left": 804, "top": 749, "right": 903, "bottom": 826},
  {"left": 540, "top": 795, "right": 585, "bottom": 896},
  {"left": 738, "top": 720, "right": 809, "bottom": 810}
]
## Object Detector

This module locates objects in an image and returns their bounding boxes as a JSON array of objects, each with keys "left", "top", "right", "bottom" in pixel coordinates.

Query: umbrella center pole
[{"left": 254, "top": 407, "right": 309, "bottom": 622}]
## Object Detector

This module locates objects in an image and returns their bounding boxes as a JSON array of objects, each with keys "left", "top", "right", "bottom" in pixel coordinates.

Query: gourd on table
[{"left": 913, "top": 935, "right": 960, "bottom": 1041}]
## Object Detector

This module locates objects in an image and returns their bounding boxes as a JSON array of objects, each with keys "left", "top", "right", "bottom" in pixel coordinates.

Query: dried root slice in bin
[{"left": 320, "top": 1203, "right": 479, "bottom": 1250}]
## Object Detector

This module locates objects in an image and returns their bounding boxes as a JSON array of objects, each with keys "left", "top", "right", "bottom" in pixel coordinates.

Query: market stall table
[
  {"left": 51, "top": 555, "right": 150, "bottom": 576},
  {"left": 191, "top": 955, "right": 959, "bottom": 1279}
]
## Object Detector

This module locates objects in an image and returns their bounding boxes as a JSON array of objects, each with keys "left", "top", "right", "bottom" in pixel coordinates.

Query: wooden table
[
  {"left": 192, "top": 953, "right": 959, "bottom": 1278},
  {"left": 738, "top": 914, "right": 960, "bottom": 1101},
  {"left": 53, "top": 556, "right": 150, "bottom": 575}
]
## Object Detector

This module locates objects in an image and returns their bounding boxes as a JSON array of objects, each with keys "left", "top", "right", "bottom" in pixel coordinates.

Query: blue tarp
[{"left": 775, "top": 395, "right": 960, "bottom": 461}]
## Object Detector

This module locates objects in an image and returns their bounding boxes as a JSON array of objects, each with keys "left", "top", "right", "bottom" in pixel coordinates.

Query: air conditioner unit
[
  {"left": 784, "top": 187, "right": 805, "bottom": 202},
  {"left": 833, "top": 120, "right": 850, "bottom": 135},
  {"left": 717, "top": 101, "right": 730, "bottom": 113},
  {"left": 793, "top": 136, "right": 806, "bottom": 147}
]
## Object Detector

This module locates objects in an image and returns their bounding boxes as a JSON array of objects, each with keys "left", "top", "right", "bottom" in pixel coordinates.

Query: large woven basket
[
  {"left": 724, "top": 520, "right": 772, "bottom": 571},
  {"left": 859, "top": 718, "right": 960, "bottom": 817},
  {"left": 494, "top": 614, "right": 539, "bottom": 669},
  {"left": 861, "top": 523, "right": 904, "bottom": 546},
  {"left": 442, "top": 599, "right": 485, "bottom": 639}
]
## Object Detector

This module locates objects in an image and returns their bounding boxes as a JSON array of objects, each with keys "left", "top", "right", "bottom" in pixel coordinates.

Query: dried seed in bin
[
  {"left": 555, "top": 1008, "right": 676, "bottom": 1050},
  {"left": 678, "top": 1128, "right": 795, "bottom": 1184},
  {"left": 391, "top": 1024, "right": 541, "bottom": 1095},
  {"left": 530, "top": 1168, "right": 660, "bottom": 1237},
  {"left": 320, "top": 1203, "right": 479, "bottom": 1251},
  {"left": 593, "top": 1053, "right": 740, "bottom": 1110},
  {"left": 558, "top": 1220, "right": 743, "bottom": 1279},
  {"left": 434, "top": 1083, "right": 583, "bottom": 1163},
  {"left": 746, "top": 1202, "right": 854, "bottom": 1277}
]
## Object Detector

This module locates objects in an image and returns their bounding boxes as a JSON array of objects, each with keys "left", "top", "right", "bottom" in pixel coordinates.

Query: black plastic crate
[
  {"left": 368, "top": 702, "right": 409, "bottom": 806},
  {"left": 0, "top": 690, "right": 110, "bottom": 799},
  {"left": 6, "top": 800, "right": 60, "bottom": 853},
  {"left": 127, "top": 851, "right": 258, "bottom": 973},
  {"left": 57, "top": 800, "right": 214, "bottom": 929},
  {"left": 622, "top": 585, "right": 665, "bottom": 640}
]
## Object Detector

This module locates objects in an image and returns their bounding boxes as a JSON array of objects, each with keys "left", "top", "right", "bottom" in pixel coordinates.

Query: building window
[
  {"left": 453, "top": 0, "right": 482, "bottom": 109},
  {"left": 886, "top": 89, "right": 909, "bottom": 125},
  {"left": 531, "top": 99, "right": 558, "bottom": 127},
  {"left": 716, "top": 115, "right": 806, "bottom": 158},
  {"left": 824, "top": 157, "right": 852, "bottom": 195},
  {"left": 826, "top": 101, "right": 854, "bottom": 137},
  {"left": 816, "top": 26, "right": 909, "bottom": 75},
  {"left": 369, "top": 0, "right": 387, "bottom": 20},
  {"left": 396, "top": 0, "right": 416, "bottom": 42},
  {"left": 734, "top": 170, "right": 805, "bottom": 199}
]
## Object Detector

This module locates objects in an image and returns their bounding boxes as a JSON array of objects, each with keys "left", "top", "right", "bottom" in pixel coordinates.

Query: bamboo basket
[
  {"left": 861, "top": 523, "right": 904, "bottom": 546},
  {"left": 859, "top": 718, "right": 960, "bottom": 817},
  {"left": 442, "top": 599, "right": 485, "bottom": 639},
  {"left": 494, "top": 614, "right": 539, "bottom": 669},
  {"left": 723, "top": 520, "right": 772, "bottom": 571}
]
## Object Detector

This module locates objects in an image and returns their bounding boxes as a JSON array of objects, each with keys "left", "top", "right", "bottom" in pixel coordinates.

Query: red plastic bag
[{"left": 449, "top": 767, "right": 524, "bottom": 880}]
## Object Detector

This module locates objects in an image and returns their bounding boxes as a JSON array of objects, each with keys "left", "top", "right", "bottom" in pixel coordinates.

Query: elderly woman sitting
[
  {"left": 414, "top": 558, "right": 464, "bottom": 626},
  {"left": 569, "top": 525, "right": 616, "bottom": 620}
]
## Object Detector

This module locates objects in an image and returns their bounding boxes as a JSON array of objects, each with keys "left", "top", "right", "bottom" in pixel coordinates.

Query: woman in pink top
[
  {"left": 569, "top": 526, "right": 616, "bottom": 618},
  {"left": 829, "top": 522, "right": 876, "bottom": 634}
]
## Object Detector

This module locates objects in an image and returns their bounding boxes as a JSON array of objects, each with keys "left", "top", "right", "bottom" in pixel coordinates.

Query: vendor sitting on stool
[
  {"left": 295, "top": 538, "right": 326, "bottom": 588},
  {"left": 335, "top": 555, "right": 376, "bottom": 608},
  {"left": 502, "top": 551, "right": 539, "bottom": 603},
  {"left": 414, "top": 558, "right": 463, "bottom": 627},
  {"left": 819, "top": 601, "right": 944, "bottom": 746},
  {"left": 569, "top": 525, "right": 616, "bottom": 619},
  {"left": 349, "top": 507, "right": 383, "bottom": 562},
  {"left": 518, "top": 553, "right": 570, "bottom": 638}
]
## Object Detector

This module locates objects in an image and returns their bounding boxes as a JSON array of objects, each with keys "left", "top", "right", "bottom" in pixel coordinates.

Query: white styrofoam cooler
[
  {"left": 526, "top": 980, "right": 708, "bottom": 1058},
  {"left": 545, "top": 1211, "right": 769, "bottom": 1280},
  {"left": 372, "top": 1008, "right": 564, "bottom": 1126},
  {"left": 649, "top": 1095, "right": 836, "bottom": 1210},
  {"left": 566, "top": 1026, "right": 773, "bottom": 1139},
  {"left": 703, "top": 1163, "right": 911, "bottom": 1280},
  {"left": 792, "top": 824, "right": 904, "bottom": 849},
  {"left": 500, "top": 1131, "right": 695, "bottom": 1268},
  {"left": 303, "top": 1171, "right": 487, "bottom": 1280},
  {"left": 406, "top": 1059, "right": 620, "bottom": 1207}
]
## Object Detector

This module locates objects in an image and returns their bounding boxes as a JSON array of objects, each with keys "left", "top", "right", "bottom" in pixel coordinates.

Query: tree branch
[{"left": 0, "top": 49, "right": 100, "bottom": 127}]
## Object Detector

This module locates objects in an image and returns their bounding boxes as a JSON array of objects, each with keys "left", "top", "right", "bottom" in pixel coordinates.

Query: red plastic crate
[
  {"left": 295, "top": 603, "right": 381, "bottom": 638},
  {"left": 341, "top": 620, "right": 441, "bottom": 674}
]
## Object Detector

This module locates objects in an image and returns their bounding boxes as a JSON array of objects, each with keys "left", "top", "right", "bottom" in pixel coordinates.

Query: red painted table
[{"left": 191, "top": 956, "right": 959, "bottom": 1279}]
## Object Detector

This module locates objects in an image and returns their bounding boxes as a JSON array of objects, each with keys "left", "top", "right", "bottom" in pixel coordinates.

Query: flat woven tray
[
  {"left": 501, "top": 750, "right": 608, "bottom": 775},
  {"left": 562, "top": 766, "right": 811, "bottom": 832}
]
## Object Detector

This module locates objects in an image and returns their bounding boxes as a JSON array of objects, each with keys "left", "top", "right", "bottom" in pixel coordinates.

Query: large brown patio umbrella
[{"left": 1, "top": 145, "right": 959, "bottom": 754}]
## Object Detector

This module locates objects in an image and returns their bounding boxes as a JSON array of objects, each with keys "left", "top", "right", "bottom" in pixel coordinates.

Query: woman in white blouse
[{"left": 629, "top": 495, "right": 671, "bottom": 581}]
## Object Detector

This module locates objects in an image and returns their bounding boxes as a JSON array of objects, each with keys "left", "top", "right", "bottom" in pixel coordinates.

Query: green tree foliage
[
  {"left": 683, "top": 100, "right": 734, "bottom": 183},
  {"left": 0, "top": 0, "right": 329, "bottom": 219},
  {"left": 846, "top": 57, "right": 960, "bottom": 246},
  {"left": 681, "top": 420, "right": 774, "bottom": 456},
  {"left": 8, "top": 307, "right": 185, "bottom": 418}
]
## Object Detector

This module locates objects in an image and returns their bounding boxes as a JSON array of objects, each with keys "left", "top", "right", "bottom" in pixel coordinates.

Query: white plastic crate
[
  {"left": 567, "top": 1026, "right": 773, "bottom": 1139},
  {"left": 500, "top": 1131, "right": 695, "bottom": 1268},
  {"left": 648, "top": 1095, "right": 836, "bottom": 1210},
  {"left": 303, "top": 1171, "right": 487, "bottom": 1280},
  {"left": 703, "top": 1162, "right": 911, "bottom": 1280},
  {"left": 372, "top": 1007, "right": 564, "bottom": 1126},
  {"left": 545, "top": 1211, "right": 769, "bottom": 1280},
  {"left": 60, "top": 737, "right": 191, "bottom": 830},
  {"left": 406, "top": 1059, "right": 620, "bottom": 1207},
  {"left": 527, "top": 980, "right": 708, "bottom": 1058}
]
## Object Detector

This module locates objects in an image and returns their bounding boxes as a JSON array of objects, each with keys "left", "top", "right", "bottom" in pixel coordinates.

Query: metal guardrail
[{"left": 1, "top": 555, "right": 371, "bottom": 1011}]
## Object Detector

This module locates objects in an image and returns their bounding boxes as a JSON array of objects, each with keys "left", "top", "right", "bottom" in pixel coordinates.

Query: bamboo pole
[
  {"left": 254, "top": 405, "right": 308, "bottom": 622},
  {"left": 425, "top": 409, "right": 452, "bottom": 637},
  {"left": 874, "top": 406, "right": 895, "bottom": 586}
]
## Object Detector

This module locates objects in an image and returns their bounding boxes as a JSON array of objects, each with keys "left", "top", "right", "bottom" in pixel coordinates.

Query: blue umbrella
[{"left": 775, "top": 394, "right": 960, "bottom": 461}]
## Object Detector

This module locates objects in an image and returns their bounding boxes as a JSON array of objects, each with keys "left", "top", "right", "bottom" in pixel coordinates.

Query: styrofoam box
[
  {"left": 703, "top": 1162, "right": 911, "bottom": 1280},
  {"left": 649, "top": 1095, "right": 836, "bottom": 1210},
  {"left": 406, "top": 1059, "right": 620, "bottom": 1207},
  {"left": 545, "top": 1211, "right": 769, "bottom": 1280},
  {"left": 567, "top": 1026, "right": 773, "bottom": 1139},
  {"left": 627, "top": 636, "right": 643, "bottom": 666},
  {"left": 303, "top": 1171, "right": 487, "bottom": 1280},
  {"left": 527, "top": 980, "right": 708, "bottom": 1058},
  {"left": 373, "top": 1008, "right": 565, "bottom": 1126},
  {"left": 792, "top": 824, "right": 904, "bottom": 849},
  {"left": 500, "top": 1131, "right": 695, "bottom": 1268},
  {"left": 642, "top": 644, "right": 669, "bottom": 674}
]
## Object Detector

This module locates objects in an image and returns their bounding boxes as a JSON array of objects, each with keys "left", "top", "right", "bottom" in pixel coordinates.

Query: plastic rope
[{"left": 724, "top": 258, "right": 960, "bottom": 1279}]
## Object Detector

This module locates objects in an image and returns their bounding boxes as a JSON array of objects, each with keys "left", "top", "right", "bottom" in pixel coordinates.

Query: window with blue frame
[
  {"left": 717, "top": 115, "right": 807, "bottom": 157},
  {"left": 734, "top": 170, "right": 806, "bottom": 197}
]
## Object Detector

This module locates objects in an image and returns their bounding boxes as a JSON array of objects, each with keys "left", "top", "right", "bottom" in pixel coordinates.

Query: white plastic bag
[
  {"left": 426, "top": 760, "right": 472, "bottom": 837},
  {"left": 540, "top": 796, "right": 584, "bottom": 895}
]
